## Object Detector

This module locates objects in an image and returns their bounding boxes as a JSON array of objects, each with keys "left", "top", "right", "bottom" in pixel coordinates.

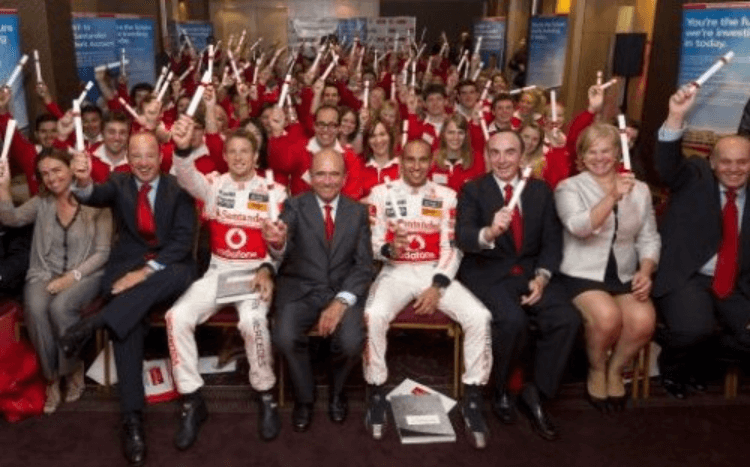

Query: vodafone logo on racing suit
[{"left": 225, "top": 227, "right": 248, "bottom": 250}]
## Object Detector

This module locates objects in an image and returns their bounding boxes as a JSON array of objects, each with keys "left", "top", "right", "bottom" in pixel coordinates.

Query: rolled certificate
[
  {"left": 4, "top": 55, "right": 28, "bottom": 88},
  {"left": 76, "top": 81, "right": 94, "bottom": 106},
  {"left": 479, "top": 80, "right": 491, "bottom": 102},
  {"left": 383, "top": 176, "right": 403, "bottom": 221},
  {"left": 472, "top": 63, "right": 484, "bottom": 81},
  {"left": 120, "top": 48, "right": 127, "bottom": 76},
  {"left": 410, "top": 61, "right": 417, "bottom": 88},
  {"left": 73, "top": 99, "right": 85, "bottom": 152},
  {"left": 599, "top": 78, "right": 618, "bottom": 90},
  {"left": 186, "top": 70, "right": 212, "bottom": 117},
  {"left": 474, "top": 36, "right": 483, "bottom": 56},
  {"left": 178, "top": 64, "right": 194, "bottom": 82},
  {"left": 394, "top": 32, "right": 399, "bottom": 54},
  {"left": 391, "top": 80, "right": 396, "bottom": 102},
  {"left": 248, "top": 37, "right": 263, "bottom": 53},
  {"left": 457, "top": 50, "right": 469, "bottom": 75},
  {"left": 277, "top": 73, "right": 292, "bottom": 109},
  {"left": 357, "top": 48, "right": 365, "bottom": 73},
  {"left": 34, "top": 50, "right": 42, "bottom": 83},
  {"left": 252, "top": 56, "right": 263, "bottom": 84},
  {"left": 118, "top": 97, "right": 140, "bottom": 121},
  {"left": 363, "top": 80, "right": 370, "bottom": 109},
  {"left": 236, "top": 29, "right": 247, "bottom": 54},
  {"left": 479, "top": 117, "right": 490, "bottom": 142},
  {"left": 320, "top": 60, "right": 336, "bottom": 82},
  {"left": 207, "top": 44, "right": 215, "bottom": 78},
  {"left": 693, "top": 50, "right": 734, "bottom": 88},
  {"left": 157, "top": 71, "right": 173, "bottom": 101},
  {"left": 509, "top": 85, "right": 537, "bottom": 96},
  {"left": 94, "top": 59, "right": 130, "bottom": 73},
  {"left": 401, "top": 120, "right": 408, "bottom": 147},
  {"left": 550, "top": 90, "right": 557, "bottom": 123},
  {"left": 266, "top": 169, "right": 278, "bottom": 222},
  {"left": 181, "top": 29, "right": 195, "bottom": 53},
  {"left": 415, "top": 43, "right": 426, "bottom": 62},
  {"left": 596, "top": 70, "right": 603, "bottom": 86},
  {"left": 506, "top": 166, "right": 533, "bottom": 211},
  {"left": 1, "top": 119, "right": 16, "bottom": 163},
  {"left": 310, "top": 45, "right": 324, "bottom": 74},
  {"left": 154, "top": 66, "right": 168, "bottom": 93},
  {"left": 227, "top": 50, "right": 243, "bottom": 84},
  {"left": 617, "top": 114, "right": 632, "bottom": 171}
]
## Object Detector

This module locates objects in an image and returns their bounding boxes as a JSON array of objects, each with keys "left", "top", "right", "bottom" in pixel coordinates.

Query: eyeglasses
[{"left": 315, "top": 121, "right": 339, "bottom": 130}]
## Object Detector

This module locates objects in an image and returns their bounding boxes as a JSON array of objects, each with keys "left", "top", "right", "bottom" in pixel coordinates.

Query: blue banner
[
  {"left": 72, "top": 15, "right": 156, "bottom": 107},
  {"left": 526, "top": 15, "right": 569, "bottom": 89},
  {"left": 473, "top": 18, "right": 506, "bottom": 70},
  {"left": 170, "top": 21, "right": 214, "bottom": 54},
  {"left": 0, "top": 10, "right": 29, "bottom": 129},
  {"left": 678, "top": 3, "right": 750, "bottom": 134},
  {"left": 337, "top": 18, "right": 368, "bottom": 48}
]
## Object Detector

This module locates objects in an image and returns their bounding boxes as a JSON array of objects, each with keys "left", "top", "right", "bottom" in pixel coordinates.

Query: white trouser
[
  {"left": 363, "top": 263, "right": 493, "bottom": 386},
  {"left": 166, "top": 263, "right": 275, "bottom": 394}
]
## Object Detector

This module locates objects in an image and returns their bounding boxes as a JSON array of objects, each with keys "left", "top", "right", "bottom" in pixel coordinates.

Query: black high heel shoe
[
  {"left": 607, "top": 392, "right": 629, "bottom": 412},
  {"left": 584, "top": 390, "right": 610, "bottom": 414}
]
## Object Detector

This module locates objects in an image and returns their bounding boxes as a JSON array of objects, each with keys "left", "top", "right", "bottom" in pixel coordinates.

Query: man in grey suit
[{"left": 263, "top": 148, "right": 374, "bottom": 432}]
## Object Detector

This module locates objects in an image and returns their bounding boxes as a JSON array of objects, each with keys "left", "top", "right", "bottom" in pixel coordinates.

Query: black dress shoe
[
  {"left": 292, "top": 402, "right": 313, "bottom": 432},
  {"left": 687, "top": 376, "right": 707, "bottom": 393},
  {"left": 518, "top": 387, "right": 559, "bottom": 441},
  {"left": 122, "top": 413, "right": 147, "bottom": 466},
  {"left": 661, "top": 377, "right": 687, "bottom": 399},
  {"left": 492, "top": 389, "right": 517, "bottom": 424},
  {"left": 257, "top": 391, "right": 281, "bottom": 441},
  {"left": 59, "top": 315, "right": 98, "bottom": 358},
  {"left": 584, "top": 389, "right": 610, "bottom": 414},
  {"left": 328, "top": 393, "right": 348, "bottom": 423},
  {"left": 607, "top": 393, "right": 629, "bottom": 412},
  {"left": 174, "top": 392, "right": 208, "bottom": 450}
]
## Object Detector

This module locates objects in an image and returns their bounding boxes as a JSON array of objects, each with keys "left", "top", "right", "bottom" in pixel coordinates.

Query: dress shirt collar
[
  {"left": 316, "top": 194, "right": 340, "bottom": 217},
  {"left": 307, "top": 137, "right": 344, "bottom": 155}
]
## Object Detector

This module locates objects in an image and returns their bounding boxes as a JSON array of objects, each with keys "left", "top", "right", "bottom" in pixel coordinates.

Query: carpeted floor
[{"left": 1, "top": 385, "right": 749, "bottom": 467}]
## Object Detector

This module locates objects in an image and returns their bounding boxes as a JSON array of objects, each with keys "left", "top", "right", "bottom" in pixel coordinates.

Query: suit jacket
[
  {"left": 76, "top": 172, "right": 196, "bottom": 283},
  {"left": 274, "top": 191, "right": 374, "bottom": 310},
  {"left": 456, "top": 173, "right": 562, "bottom": 291},
  {"left": 653, "top": 138, "right": 750, "bottom": 298},
  {"left": 555, "top": 171, "right": 660, "bottom": 283},
  {"left": 0, "top": 223, "right": 32, "bottom": 296}
]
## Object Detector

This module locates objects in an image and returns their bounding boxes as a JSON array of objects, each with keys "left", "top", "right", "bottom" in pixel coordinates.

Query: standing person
[
  {"left": 364, "top": 140, "right": 493, "bottom": 448},
  {"left": 59, "top": 132, "right": 196, "bottom": 466},
  {"left": 654, "top": 87, "right": 750, "bottom": 398},
  {"left": 456, "top": 131, "right": 580, "bottom": 441},
  {"left": 165, "top": 116, "right": 286, "bottom": 448},
  {"left": 0, "top": 149, "right": 111, "bottom": 415},
  {"left": 555, "top": 124, "right": 660, "bottom": 411},
  {"left": 263, "top": 149, "right": 373, "bottom": 432}
]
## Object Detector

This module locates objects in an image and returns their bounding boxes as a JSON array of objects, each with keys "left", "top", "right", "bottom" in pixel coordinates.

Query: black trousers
[
  {"left": 273, "top": 290, "right": 364, "bottom": 404},
  {"left": 100, "top": 263, "right": 195, "bottom": 414},
  {"left": 469, "top": 276, "right": 580, "bottom": 399},
  {"left": 656, "top": 274, "right": 750, "bottom": 380}
]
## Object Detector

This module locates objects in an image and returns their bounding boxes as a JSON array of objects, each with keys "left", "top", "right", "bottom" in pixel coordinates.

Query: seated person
[
  {"left": 364, "top": 140, "right": 493, "bottom": 449},
  {"left": 654, "top": 86, "right": 750, "bottom": 398},
  {"left": 0, "top": 223, "right": 31, "bottom": 300},
  {"left": 0, "top": 149, "right": 111, "bottom": 414},
  {"left": 262, "top": 149, "right": 373, "bottom": 433},
  {"left": 555, "top": 124, "right": 660, "bottom": 412},
  {"left": 456, "top": 131, "right": 580, "bottom": 441},
  {"left": 165, "top": 116, "right": 286, "bottom": 448}
]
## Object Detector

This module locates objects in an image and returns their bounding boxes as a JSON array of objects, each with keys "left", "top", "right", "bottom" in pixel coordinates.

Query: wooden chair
[
  {"left": 724, "top": 365, "right": 740, "bottom": 400},
  {"left": 630, "top": 344, "right": 651, "bottom": 400}
]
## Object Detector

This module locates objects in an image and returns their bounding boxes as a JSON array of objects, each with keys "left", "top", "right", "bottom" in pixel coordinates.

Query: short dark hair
[
  {"left": 423, "top": 84, "right": 446, "bottom": 100},
  {"left": 35, "top": 113, "right": 57, "bottom": 131},
  {"left": 103, "top": 111, "right": 131, "bottom": 129},
  {"left": 130, "top": 82, "right": 154, "bottom": 103},
  {"left": 35, "top": 147, "right": 72, "bottom": 197},
  {"left": 315, "top": 104, "right": 340, "bottom": 124},
  {"left": 491, "top": 93, "right": 514, "bottom": 110},
  {"left": 490, "top": 129, "right": 525, "bottom": 155},
  {"left": 457, "top": 80, "right": 478, "bottom": 92},
  {"left": 81, "top": 105, "right": 103, "bottom": 119}
]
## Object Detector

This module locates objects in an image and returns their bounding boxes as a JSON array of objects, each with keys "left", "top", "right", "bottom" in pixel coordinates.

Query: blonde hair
[
  {"left": 435, "top": 113, "right": 473, "bottom": 170},
  {"left": 575, "top": 123, "right": 620, "bottom": 171}
]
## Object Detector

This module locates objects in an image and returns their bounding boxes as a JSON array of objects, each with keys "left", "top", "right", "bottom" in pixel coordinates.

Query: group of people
[{"left": 0, "top": 30, "right": 747, "bottom": 467}]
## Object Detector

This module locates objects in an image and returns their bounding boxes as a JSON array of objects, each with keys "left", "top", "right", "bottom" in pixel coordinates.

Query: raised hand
[
  {"left": 587, "top": 85, "right": 604, "bottom": 114},
  {"left": 666, "top": 86, "right": 698, "bottom": 130},
  {"left": 70, "top": 150, "right": 93, "bottom": 187},
  {"left": 172, "top": 114, "right": 195, "bottom": 150}
]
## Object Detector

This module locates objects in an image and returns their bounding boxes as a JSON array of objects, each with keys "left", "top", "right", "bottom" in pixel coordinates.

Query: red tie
[
  {"left": 137, "top": 182, "right": 157, "bottom": 245},
  {"left": 324, "top": 204, "right": 335, "bottom": 242},
  {"left": 712, "top": 188, "right": 739, "bottom": 299},
  {"left": 504, "top": 184, "right": 523, "bottom": 252}
]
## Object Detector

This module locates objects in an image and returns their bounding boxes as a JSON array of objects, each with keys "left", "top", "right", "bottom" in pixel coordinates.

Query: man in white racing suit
[
  {"left": 364, "top": 139, "right": 493, "bottom": 449},
  {"left": 165, "top": 115, "right": 287, "bottom": 449}
]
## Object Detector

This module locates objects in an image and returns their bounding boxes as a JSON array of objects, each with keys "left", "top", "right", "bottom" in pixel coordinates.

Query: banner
[
  {"left": 0, "top": 10, "right": 29, "bottom": 129},
  {"left": 526, "top": 15, "right": 569, "bottom": 89},
  {"left": 72, "top": 14, "right": 156, "bottom": 107},
  {"left": 678, "top": 3, "right": 750, "bottom": 139},
  {"left": 288, "top": 17, "right": 340, "bottom": 50},
  {"left": 337, "top": 18, "right": 368, "bottom": 48},
  {"left": 367, "top": 17, "right": 417, "bottom": 52},
  {"left": 473, "top": 17, "right": 506, "bottom": 70},
  {"left": 169, "top": 21, "right": 213, "bottom": 54}
]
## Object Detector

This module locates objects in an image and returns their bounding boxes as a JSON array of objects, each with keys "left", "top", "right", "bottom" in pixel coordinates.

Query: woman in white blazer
[{"left": 555, "top": 123, "right": 660, "bottom": 412}]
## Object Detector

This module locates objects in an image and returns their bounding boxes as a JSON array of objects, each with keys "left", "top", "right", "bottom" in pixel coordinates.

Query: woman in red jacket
[{"left": 430, "top": 114, "right": 485, "bottom": 193}]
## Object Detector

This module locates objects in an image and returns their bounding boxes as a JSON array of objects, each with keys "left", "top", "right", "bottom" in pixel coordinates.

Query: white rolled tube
[
  {"left": 277, "top": 73, "right": 292, "bottom": 109},
  {"left": 320, "top": 61, "right": 336, "bottom": 82},
  {"left": 479, "top": 80, "right": 491, "bottom": 102},
  {"left": 550, "top": 90, "right": 557, "bottom": 123},
  {"left": 457, "top": 50, "right": 468, "bottom": 75},
  {"left": 76, "top": 81, "right": 94, "bottom": 106},
  {"left": 266, "top": 169, "right": 278, "bottom": 222},
  {"left": 186, "top": 70, "right": 212, "bottom": 117},
  {"left": 600, "top": 78, "right": 618, "bottom": 90},
  {"left": 1, "top": 119, "right": 16, "bottom": 163},
  {"left": 227, "top": 50, "right": 243, "bottom": 84},
  {"left": 178, "top": 64, "right": 194, "bottom": 82},
  {"left": 236, "top": 29, "right": 247, "bottom": 54},
  {"left": 693, "top": 50, "right": 734, "bottom": 87},
  {"left": 363, "top": 80, "right": 370, "bottom": 109},
  {"left": 157, "top": 72, "right": 173, "bottom": 101},
  {"left": 596, "top": 70, "right": 603, "bottom": 86},
  {"left": 154, "top": 66, "right": 168, "bottom": 93},
  {"left": 617, "top": 114, "right": 632, "bottom": 171},
  {"left": 394, "top": 32, "right": 399, "bottom": 54},
  {"left": 509, "top": 85, "right": 537, "bottom": 95},
  {"left": 506, "top": 166, "right": 533, "bottom": 211},
  {"left": 474, "top": 36, "right": 483, "bottom": 56},
  {"left": 248, "top": 37, "right": 262, "bottom": 53},
  {"left": 34, "top": 50, "right": 42, "bottom": 83},
  {"left": 94, "top": 59, "right": 130, "bottom": 73},
  {"left": 391, "top": 80, "right": 396, "bottom": 102},
  {"left": 415, "top": 43, "right": 426, "bottom": 62},
  {"left": 118, "top": 97, "right": 140, "bottom": 120},
  {"left": 181, "top": 29, "right": 195, "bottom": 53},
  {"left": 383, "top": 176, "right": 403, "bottom": 221},
  {"left": 479, "top": 117, "right": 490, "bottom": 142},
  {"left": 401, "top": 120, "right": 408, "bottom": 147},
  {"left": 73, "top": 99, "right": 85, "bottom": 152},
  {"left": 120, "top": 48, "right": 126, "bottom": 76},
  {"left": 472, "top": 63, "right": 484, "bottom": 81},
  {"left": 4, "top": 55, "right": 28, "bottom": 88},
  {"left": 410, "top": 61, "right": 417, "bottom": 88},
  {"left": 207, "top": 44, "right": 215, "bottom": 78}
]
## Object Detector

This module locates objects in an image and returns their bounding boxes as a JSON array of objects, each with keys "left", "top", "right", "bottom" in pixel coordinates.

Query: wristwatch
[{"left": 72, "top": 269, "right": 82, "bottom": 282}]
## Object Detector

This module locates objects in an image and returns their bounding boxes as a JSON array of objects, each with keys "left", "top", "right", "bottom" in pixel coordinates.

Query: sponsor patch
[
  {"left": 248, "top": 192, "right": 270, "bottom": 202},
  {"left": 217, "top": 196, "right": 235, "bottom": 208},
  {"left": 422, "top": 207, "right": 441, "bottom": 217},
  {"left": 423, "top": 198, "right": 443, "bottom": 209},
  {"left": 247, "top": 201, "right": 268, "bottom": 212}
]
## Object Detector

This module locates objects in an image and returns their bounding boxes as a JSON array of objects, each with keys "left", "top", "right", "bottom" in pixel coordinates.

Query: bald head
[
  {"left": 310, "top": 149, "right": 346, "bottom": 202},
  {"left": 710, "top": 135, "right": 750, "bottom": 189},
  {"left": 128, "top": 132, "right": 162, "bottom": 183}
]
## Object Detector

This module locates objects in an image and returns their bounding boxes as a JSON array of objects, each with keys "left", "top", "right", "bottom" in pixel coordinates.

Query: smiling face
[
  {"left": 401, "top": 141, "right": 432, "bottom": 187},
  {"left": 35, "top": 120, "right": 58, "bottom": 149},
  {"left": 224, "top": 135, "right": 257, "bottom": 181},
  {"left": 368, "top": 122, "right": 391, "bottom": 158},
  {"left": 443, "top": 120, "right": 466, "bottom": 152},
  {"left": 518, "top": 92, "right": 536, "bottom": 115},
  {"left": 520, "top": 126, "right": 542, "bottom": 156},
  {"left": 458, "top": 83, "right": 478, "bottom": 109},
  {"left": 310, "top": 149, "right": 345, "bottom": 202},
  {"left": 38, "top": 156, "right": 72, "bottom": 197},
  {"left": 487, "top": 132, "right": 523, "bottom": 182},
  {"left": 102, "top": 121, "right": 129, "bottom": 158},
  {"left": 425, "top": 92, "right": 446, "bottom": 117},
  {"left": 582, "top": 136, "right": 619, "bottom": 177},
  {"left": 711, "top": 136, "right": 750, "bottom": 190},
  {"left": 322, "top": 85, "right": 340, "bottom": 106},
  {"left": 82, "top": 111, "right": 102, "bottom": 140},
  {"left": 493, "top": 99, "right": 514, "bottom": 127},
  {"left": 339, "top": 111, "right": 357, "bottom": 138},
  {"left": 128, "top": 133, "right": 162, "bottom": 183},
  {"left": 314, "top": 107, "right": 340, "bottom": 148}
]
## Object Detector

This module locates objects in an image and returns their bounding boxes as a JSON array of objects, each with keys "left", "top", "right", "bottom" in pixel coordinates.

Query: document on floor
[
  {"left": 390, "top": 394, "right": 456, "bottom": 444},
  {"left": 386, "top": 378, "right": 456, "bottom": 412}
]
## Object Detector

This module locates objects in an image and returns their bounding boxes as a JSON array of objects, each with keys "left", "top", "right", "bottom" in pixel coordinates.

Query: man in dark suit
[
  {"left": 456, "top": 131, "right": 579, "bottom": 441},
  {"left": 262, "top": 148, "right": 374, "bottom": 432},
  {"left": 654, "top": 87, "right": 750, "bottom": 398},
  {"left": 0, "top": 223, "right": 32, "bottom": 300},
  {"left": 61, "top": 132, "right": 196, "bottom": 466}
]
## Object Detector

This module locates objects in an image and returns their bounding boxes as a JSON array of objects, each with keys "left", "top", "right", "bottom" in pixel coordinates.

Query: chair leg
[
  {"left": 103, "top": 330, "right": 112, "bottom": 394},
  {"left": 278, "top": 354, "right": 285, "bottom": 408},
  {"left": 631, "top": 351, "right": 641, "bottom": 401},
  {"left": 725, "top": 366, "right": 739, "bottom": 400},
  {"left": 642, "top": 343, "right": 651, "bottom": 399},
  {"left": 452, "top": 325, "right": 461, "bottom": 399}
]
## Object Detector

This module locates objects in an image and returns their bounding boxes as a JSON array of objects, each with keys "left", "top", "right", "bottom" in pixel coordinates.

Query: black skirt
[{"left": 560, "top": 248, "right": 632, "bottom": 297}]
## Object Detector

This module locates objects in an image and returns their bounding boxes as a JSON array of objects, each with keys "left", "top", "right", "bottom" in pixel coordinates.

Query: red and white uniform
[
  {"left": 166, "top": 158, "right": 287, "bottom": 394},
  {"left": 361, "top": 158, "right": 400, "bottom": 199},
  {"left": 363, "top": 179, "right": 492, "bottom": 386},
  {"left": 88, "top": 143, "right": 130, "bottom": 183}
]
